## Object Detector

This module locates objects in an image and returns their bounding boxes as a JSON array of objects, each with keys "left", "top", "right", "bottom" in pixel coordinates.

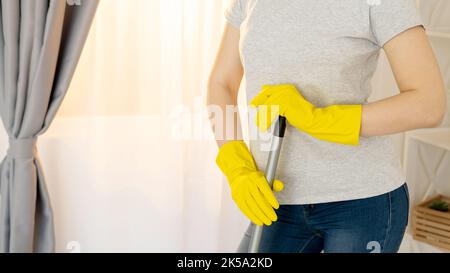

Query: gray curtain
[{"left": 0, "top": 0, "right": 99, "bottom": 253}]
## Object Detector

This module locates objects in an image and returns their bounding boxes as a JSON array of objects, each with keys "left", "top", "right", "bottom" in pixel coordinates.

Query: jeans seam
[
  {"left": 382, "top": 191, "right": 393, "bottom": 252},
  {"left": 297, "top": 234, "right": 320, "bottom": 253},
  {"left": 302, "top": 207, "right": 323, "bottom": 238},
  {"left": 402, "top": 183, "right": 410, "bottom": 224}
]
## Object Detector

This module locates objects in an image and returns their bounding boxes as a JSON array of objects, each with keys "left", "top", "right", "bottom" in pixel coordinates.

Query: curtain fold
[{"left": 0, "top": 0, "right": 99, "bottom": 253}]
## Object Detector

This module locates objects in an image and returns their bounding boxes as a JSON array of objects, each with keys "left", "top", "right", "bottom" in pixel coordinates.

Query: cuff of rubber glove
[
  {"left": 309, "top": 105, "right": 363, "bottom": 146},
  {"left": 347, "top": 105, "right": 362, "bottom": 146},
  {"left": 216, "top": 140, "right": 257, "bottom": 180}
]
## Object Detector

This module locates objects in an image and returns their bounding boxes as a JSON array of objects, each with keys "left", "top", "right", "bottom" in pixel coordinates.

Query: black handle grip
[{"left": 274, "top": 116, "right": 287, "bottom": 138}]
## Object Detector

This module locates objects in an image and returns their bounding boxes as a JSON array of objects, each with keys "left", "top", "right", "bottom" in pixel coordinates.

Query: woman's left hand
[{"left": 250, "top": 84, "right": 363, "bottom": 146}]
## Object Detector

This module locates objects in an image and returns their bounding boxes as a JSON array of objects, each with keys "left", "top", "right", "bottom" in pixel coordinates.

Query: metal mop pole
[{"left": 248, "top": 116, "right": 287, "bottom": 253}]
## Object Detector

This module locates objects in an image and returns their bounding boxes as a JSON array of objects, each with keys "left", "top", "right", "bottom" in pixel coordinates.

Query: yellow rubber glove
[
  {"left": 216, "top": 141, "right": 284, "bottom": 226},
  {"left": 251, "top": 84, "right": 362, "bottom": 146}
]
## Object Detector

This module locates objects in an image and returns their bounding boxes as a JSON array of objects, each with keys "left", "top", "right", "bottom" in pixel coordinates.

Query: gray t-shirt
[{"left": 225, "top": 0, "right": 422, "bottom": 204}]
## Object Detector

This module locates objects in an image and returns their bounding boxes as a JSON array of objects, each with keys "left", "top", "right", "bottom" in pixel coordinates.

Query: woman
[{"left": 207, "top": 0, "right": 447, "bottom": 253}]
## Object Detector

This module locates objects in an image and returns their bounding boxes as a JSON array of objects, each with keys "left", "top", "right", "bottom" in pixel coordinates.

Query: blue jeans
[{"left": 238, "top": 184, "right": 410, "bottom": 253}]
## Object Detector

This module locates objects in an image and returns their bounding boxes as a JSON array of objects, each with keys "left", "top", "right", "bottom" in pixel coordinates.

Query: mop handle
[{"left": 248, "top": 116, "right": 287, "bottom": 253}]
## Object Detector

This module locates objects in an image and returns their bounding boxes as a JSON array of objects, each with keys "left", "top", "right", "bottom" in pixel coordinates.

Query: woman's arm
[
  {"left": 361, "top": 26, "right": 447, "bottom": 137},
  {"left": 209, "top": 25, "right": 283, "bottom": 227},
  {"left": 207, "top": 24, "right": 244, "bottom": 147}
]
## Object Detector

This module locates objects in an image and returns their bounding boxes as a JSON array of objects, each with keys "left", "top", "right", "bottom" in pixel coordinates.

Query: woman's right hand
[{"left": 216, "top": 141, "right": 284, "bottom": 226}]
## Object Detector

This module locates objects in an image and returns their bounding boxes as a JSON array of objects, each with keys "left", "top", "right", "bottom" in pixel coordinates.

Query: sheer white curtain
[{"left": 0, "top": 0, "right": 248, "bottom": 253}]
